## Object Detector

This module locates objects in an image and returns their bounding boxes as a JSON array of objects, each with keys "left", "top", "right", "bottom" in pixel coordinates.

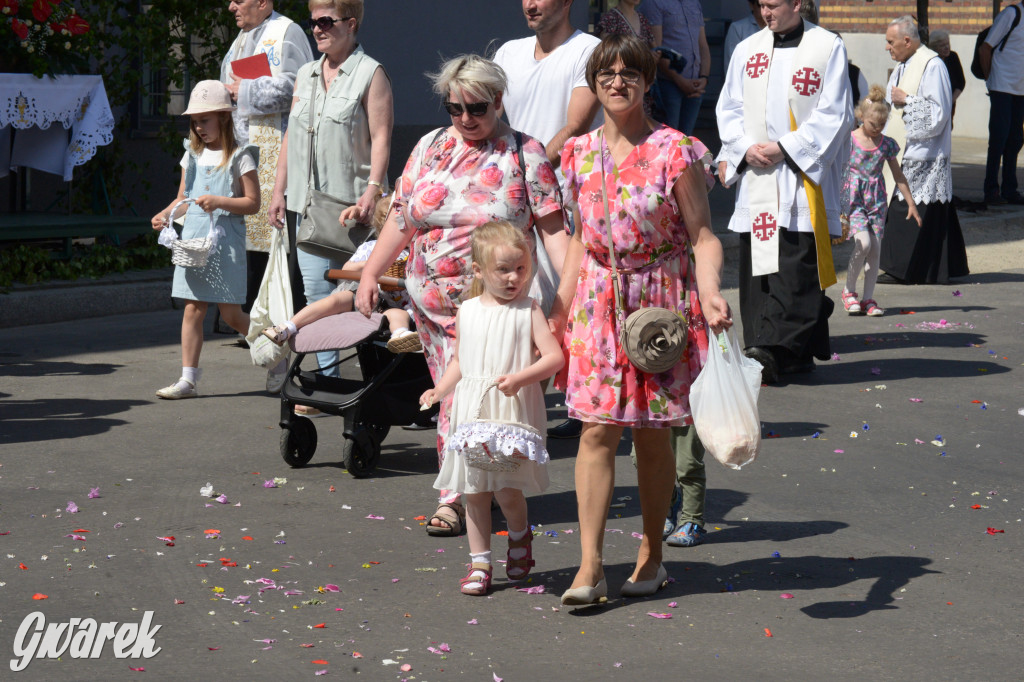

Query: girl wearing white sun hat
[{"left": 149, "top": 80, "right": 260, "bottom": 400}]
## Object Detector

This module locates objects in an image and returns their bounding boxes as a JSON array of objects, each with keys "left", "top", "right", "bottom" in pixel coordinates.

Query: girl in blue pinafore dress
[{"left": 151, "top": 80, "right": 260, "bottom": 400}]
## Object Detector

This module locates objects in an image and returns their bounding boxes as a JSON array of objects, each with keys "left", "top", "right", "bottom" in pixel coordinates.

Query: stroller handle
[{"left": 327, "top": 269, "right": 406, "bottom": 290}]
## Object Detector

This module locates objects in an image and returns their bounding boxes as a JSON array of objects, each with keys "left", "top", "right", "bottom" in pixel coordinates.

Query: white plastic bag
[
  {"left": 246, "top": 228, "right": 294, "bottom": 368},
  {"left": 690, "top": 328, "right": 763, "bottom": 470}
]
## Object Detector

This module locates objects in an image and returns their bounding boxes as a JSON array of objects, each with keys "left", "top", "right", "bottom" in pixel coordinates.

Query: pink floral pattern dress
[
  {"left": 841, "top": 133, "right": 900, "bottom": 238},
  {"left": 557, "top": 125, "right": 712, "bottom": 427},
  {"left": 393, "top": 127, "right": 563, "bottom": 475}
]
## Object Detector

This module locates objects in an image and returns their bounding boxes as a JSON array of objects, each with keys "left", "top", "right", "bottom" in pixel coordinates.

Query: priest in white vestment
[
  {"left": 878, "top": 15, "right": 968, "bottom": 285},
  {"left": 220, "top": 0, "right": 314, "bottom": 320},
  {"left": 716, "top": 0, "right": 852, "bottom": 384}
]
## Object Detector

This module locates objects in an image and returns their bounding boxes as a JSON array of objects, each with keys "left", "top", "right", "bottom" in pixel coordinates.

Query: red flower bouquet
[{"left": 1, "top": 0, "right": 91, "bottom": 78}]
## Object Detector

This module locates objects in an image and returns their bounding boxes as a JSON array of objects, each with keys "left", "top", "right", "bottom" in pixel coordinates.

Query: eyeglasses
[
  {"left": 596, "top": 68, "right": 643, "bottom": 88},
  {"left": 442, "top": 100, "right": 491, "bottom": 117},
  {"left": 307, "top": 16, "right": 351, "bottom": 31}
]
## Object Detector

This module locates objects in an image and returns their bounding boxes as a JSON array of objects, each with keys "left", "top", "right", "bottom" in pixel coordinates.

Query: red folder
[{"left": 230, "top": 53, "right": 271, "bottom": 79}]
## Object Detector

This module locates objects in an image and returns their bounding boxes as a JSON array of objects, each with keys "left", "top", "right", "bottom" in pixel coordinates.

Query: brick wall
[{"left": 820, "top": 0, "right": 1011, "bottom": 34}]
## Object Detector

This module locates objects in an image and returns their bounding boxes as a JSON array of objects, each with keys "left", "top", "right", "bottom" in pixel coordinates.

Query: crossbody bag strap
[
  {"left": 304, "top": 64, "right": 320, "bottom": 208},
  {"left": 598, "top": 130, "right": 626, "bottom": 333},
  {"left": 514, "top": 130, "right": 536, "bottom": 229}
]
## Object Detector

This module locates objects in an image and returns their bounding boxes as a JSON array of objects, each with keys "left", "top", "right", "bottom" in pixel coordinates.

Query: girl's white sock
[
  {"left": 182, "top": 367, "right": 201, "bottom": 385},
  {"left": 507, "top": 527, "right": 529, "bottom": 542},
  {"left": 507, "top": 527, "right": 529, "bottom": 563},
  {"left": 391, "top": 326, "right": 409, "bottom": 338},
  {"left": 470, "top": 550, "right": 492, "bottom": 566},
  {"left": 284, "top": 320, "right": 297, "bottom": 335}
]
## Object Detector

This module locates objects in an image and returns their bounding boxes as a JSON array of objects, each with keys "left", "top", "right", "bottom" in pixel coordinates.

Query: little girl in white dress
[{"left": 421, "top": 221, "right": 564, "bottom": 596}]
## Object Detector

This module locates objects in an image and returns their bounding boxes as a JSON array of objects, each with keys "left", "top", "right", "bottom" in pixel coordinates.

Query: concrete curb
[{"left": 0, "top": 269, "right": 175, "bottom": 328}]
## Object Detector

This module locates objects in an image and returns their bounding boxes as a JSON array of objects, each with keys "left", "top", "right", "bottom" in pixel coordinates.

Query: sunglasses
[
  {"left": 442, "top": 100, "right": 491, "bottom": 117},
  {"left": 307, "top": 16, "right": 351, "bottom": 31},
  {"left": 596, "top": 68, "right": 643, "bottom": 88}
]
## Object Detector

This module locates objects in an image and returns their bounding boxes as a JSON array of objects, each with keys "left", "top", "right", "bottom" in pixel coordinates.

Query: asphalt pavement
[{"left": 1, "top": 151, "right": 1023, "bottom": 680}]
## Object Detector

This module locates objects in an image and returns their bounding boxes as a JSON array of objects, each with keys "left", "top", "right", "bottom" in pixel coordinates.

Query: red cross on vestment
[
  {"left": 791, "top": 67, "right": 822, "bottom": 96},
  {"left": 745, "top": 53, "right": 770, "bottom": 79},
  {"left": 753, "top": 212, "right": 777, "bottom": 242}
]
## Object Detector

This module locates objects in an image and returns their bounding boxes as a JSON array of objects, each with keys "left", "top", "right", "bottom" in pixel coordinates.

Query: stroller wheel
[
  {"left": 342, "top": 428, "right": 381, "bottom": 478},
  {"left": 281, "top": 416, "right": 317, "bottom": 467}
]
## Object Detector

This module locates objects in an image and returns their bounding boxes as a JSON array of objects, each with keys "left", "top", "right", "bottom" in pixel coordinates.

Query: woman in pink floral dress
[
  {"left": 549, "top": 35, "right": 732, "bottom": 604},
  {"left": 356, "top": 55, "right": 567, "bottom": 536}
]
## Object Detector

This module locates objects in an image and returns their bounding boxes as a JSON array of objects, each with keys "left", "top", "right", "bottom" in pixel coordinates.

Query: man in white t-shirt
[
  {"left": 494, "top": 0, "right": 601, "bottom": 178},
  {"left": 979, "top": 1, "right": 1024, "bottom": 204},
  {"left": 494, "top": 0, "right": 601, "bottom": 440}
]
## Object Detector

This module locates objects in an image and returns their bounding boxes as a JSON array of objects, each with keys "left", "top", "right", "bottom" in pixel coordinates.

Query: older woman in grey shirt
[{"left": 268, "top": 0, "right": 393, "bottom": 382}]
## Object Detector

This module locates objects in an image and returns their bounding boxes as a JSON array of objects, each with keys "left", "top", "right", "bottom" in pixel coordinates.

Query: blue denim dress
[{"left": 171, "top": 140, "right": 258, "bottom": 303}]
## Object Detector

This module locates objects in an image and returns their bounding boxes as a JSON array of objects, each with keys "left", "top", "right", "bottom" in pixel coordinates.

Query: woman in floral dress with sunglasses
[{"left": 356, "top": 54, "right": 569, "bottom": 537}]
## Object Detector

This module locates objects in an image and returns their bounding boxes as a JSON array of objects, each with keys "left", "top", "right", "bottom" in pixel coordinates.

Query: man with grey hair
[
  {"left": 878, "top": 15, "right": 968, "bottom": 284},
  {"left": 220, "top": 0, "right": 313, "bottom": 339}
]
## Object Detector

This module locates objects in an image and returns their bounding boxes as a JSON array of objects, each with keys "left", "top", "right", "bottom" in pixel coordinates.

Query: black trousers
[
  {"left": 880, "top": 198, "right": 968, "bottom": 284},
  {"left": 738, "top": 229, "right": 834, "bottom": 362}
]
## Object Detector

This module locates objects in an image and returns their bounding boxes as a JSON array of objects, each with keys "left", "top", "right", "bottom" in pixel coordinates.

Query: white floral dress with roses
[{"left": 393, "top": 127, "right": 563, "bottom": 482}]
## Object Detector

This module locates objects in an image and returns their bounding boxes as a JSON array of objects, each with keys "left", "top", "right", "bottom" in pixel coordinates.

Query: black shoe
[
  {"left": 1002, "top": 192, "right": 1024, "bottom": 205},
  {"left": 779, "top": 359, "right": 815, "bottom": 375},
  {"left": 547, "top": 418, "right": 582, "bottom": 439},
  {"left": 875, "top": 272, "right": 905, "bottom": 285},
  {"left": 743, "top": 346, "right": 778, "bottom": 385},
  {"left": 985, "top": 192, "right": 1007, "bottom": 206}
]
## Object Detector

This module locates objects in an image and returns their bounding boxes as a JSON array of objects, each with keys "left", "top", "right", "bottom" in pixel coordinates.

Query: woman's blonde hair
[
  {"left": 309, "top": 0, "right": 363, "bottom": 30},
  {"left": 189, "top": 111, "right": 237, "bottom": 168},
  {"left": 855, "top": 84, "right": 890, "bottom": 123},
  {"left": 429, "top": 54, "right": 507, "bottom": 105},
  {"left": 464, "top": 221, "right": 532, "bottom": 300}
]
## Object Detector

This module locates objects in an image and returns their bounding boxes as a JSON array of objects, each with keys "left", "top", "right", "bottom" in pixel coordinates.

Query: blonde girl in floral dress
[
  {"left": 549, "top": 35, "right": 732, "bottom": 605},
  {"left": 355, "top": 55, "right": 568, "bottom": 536}
]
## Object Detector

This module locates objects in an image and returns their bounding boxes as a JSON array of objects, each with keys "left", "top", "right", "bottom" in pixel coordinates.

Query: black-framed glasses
[
  {"left": 442, "top": 100, "right": 491, "bottom": 117},
  {"left": 596, "top": 68, "right": 643, "bottom": 87},
  {"left": 307, "top": 16, "right": 351, "bottom": 31}
]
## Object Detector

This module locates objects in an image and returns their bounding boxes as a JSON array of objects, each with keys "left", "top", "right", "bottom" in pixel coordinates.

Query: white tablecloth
[{"left": 1, "top": 74, "right": 115, "bottom": 181}]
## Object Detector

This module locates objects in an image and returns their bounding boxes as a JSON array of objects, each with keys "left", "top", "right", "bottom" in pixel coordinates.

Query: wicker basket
[
  {"left": 380, "top": 258, "right": 407, "bottom": 292},
  {"left": 167, "top": 198, "right": 217, "bottom": 268}
]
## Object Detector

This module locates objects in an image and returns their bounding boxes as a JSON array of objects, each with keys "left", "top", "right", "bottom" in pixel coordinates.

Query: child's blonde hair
[
  {"left": 855, "top": 84, "right": 890, "bottom": 124},
  {"left": 464, "top": 221, "right": 532, "bottom": 300},
  {"left": 189, "top": 110, "right": 237, "bottom": 169},
  {"left": 371, "top": 194, "right": 393, "bottom": 235}
]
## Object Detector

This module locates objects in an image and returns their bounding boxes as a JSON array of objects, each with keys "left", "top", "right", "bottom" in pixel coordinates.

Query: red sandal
[
  {"left": 506, "top": 532, "right": 535, "bottom": 581},
  {"left": 460, "top": 562, "right": 492, "bottom": 596}
]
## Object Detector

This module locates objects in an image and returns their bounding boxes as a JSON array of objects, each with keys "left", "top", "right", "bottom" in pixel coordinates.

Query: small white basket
[{"left": 166, "top": 198, "right": 217, "bottom": 268}]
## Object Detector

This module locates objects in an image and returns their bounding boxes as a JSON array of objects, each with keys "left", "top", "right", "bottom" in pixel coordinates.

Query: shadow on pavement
[
  {"left": 0, "top": 397, "right": 147, "bottom": 444},
  {"left": 781, "top": 358, "right": 1009, "bottom": 386},
  {"left": 883, "top": 305, "right": 994, "bottom": 314},
  {"left": 559, "top": 554, "right": 938, "bottom": 620},
  {"left": 0, "top": 360, "right": 121, "bottom": 377},
  {"left": 830, "top": 330, "right": 988, "bottom": 354},
  {"left": 760, "top": 420, "right": 830, "bottom": 438},
  {"left": 950, "top": 271, "right": 1024, "bottom": 284},
  {"left": 701, "top": 519, "right": 848, "bottom": 545}
]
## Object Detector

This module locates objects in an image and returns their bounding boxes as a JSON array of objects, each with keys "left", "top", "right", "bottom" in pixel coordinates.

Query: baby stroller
[{"left": 277, "top": 271, "right": 437, "bottom": 477}]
